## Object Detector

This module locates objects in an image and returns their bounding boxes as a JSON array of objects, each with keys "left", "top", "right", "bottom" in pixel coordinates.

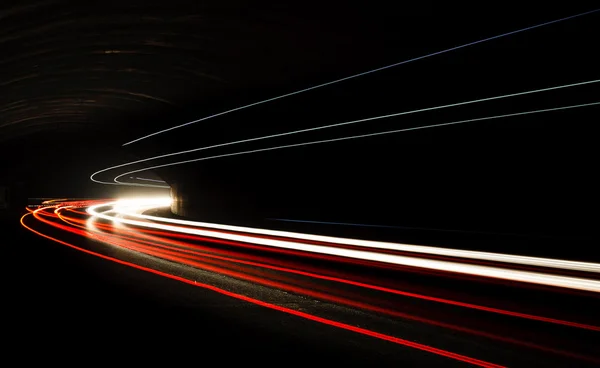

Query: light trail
[
  {"left": 62, "top": 208, "right": 600, "bottom": 335},
  {"left": 20, "top": 199, "right": 600, "bottom": 364},
  {"left": 111, "top": 199, "right": 600, "bottom": 275},
  {"left": 42, "top": 198, "right": 68, "bottom": 204},
  {"left": 110, "top": 100, "right": 600, "bottom": 186},
  {"left": 19, "top": 207, "right": 504, "bottom": 368},
  {"left": 132, "top": 177, "right": 167, "bottom": 183},
  {"left": 92, "top": 79, "right": 600, "bottom": 188},
  {"left": 53, "top": 202, "right": 600, "bottom": 325},
  {"left": 52, "top": 206, "right": 599, "bottom": 332},
  {"left": 86, "top": 199, "right": 600, "bottom": 292},
  {"left": 121, "top": 8, "right": 600, "bottom": 146}
]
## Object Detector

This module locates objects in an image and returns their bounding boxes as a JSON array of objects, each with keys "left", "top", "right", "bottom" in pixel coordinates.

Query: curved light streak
[
  {"left": 111, "top": 199, "right": 600, "bottom": 275},
  {"left": 53, "top": 202, "right": 600, "bottom": 332},
  {"left": 55, "top": 205, "right": 600, "bottom": 335},
  {"left": 21, "top": 200, "right": 600, "bottom": 365},
  {"left": 19, "top": 210, "right": 504, "bottom": 368},
  {"left": 111, "top": 100, "right": 600, "bottom": 186},
  {"left": 121, "top": 8, "right": 600, "bottom": 146},
  {"left": 87, "top": 200, "right": 600, "bottom": 292},
  {"left": 133, "top": 177, "right": 167, "bottom": 183},
  {"left": 92, "top": 78, "right": 600, "bottom": 188}
]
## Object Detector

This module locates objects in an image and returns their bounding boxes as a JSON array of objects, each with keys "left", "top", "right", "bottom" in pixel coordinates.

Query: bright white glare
[
  {"left": 121, "top": 8, "right": 600, "bottom": 146},
  {"left": 91, "top": 80, "right": 600, "bottom": 188},
  {"left": 111, "top": 100, "right": 600, "bottom": 184},
  {"left": 113, "top": 196, "right": 172, "bottom": 208},
  {"left": 86, "top": 200, "right": 600, "bottom": 293},
  {"left": 89, "top": 197, "right": 171, "bottom": 226},
  {"left": 108, "top": 197, "right": 173, "bottom": 213}
]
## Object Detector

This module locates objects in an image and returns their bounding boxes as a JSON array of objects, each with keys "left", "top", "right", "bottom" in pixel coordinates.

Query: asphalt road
[{"left": 4, "top": 208, "right": 600, "bottom": 367}]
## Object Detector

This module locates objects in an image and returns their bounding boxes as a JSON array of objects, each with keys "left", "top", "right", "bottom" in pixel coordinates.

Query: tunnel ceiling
[
  {"left": 3, "top": 3, "right": 585, "bottom": 146},
  {"left": 0, "top": 1, "right": 440, "bottom": 147}
]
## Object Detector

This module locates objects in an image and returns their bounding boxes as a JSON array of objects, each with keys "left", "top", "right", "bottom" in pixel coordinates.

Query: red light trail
[{"left": 20, "top": 198, "right": 600, "bottom": 366}]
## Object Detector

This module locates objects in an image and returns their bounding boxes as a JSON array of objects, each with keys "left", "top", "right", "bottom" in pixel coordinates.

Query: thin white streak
[
  {"left": 112, "top": 101, "right": 600, "bottom": 185},
  {"left": 133, "top": 177, "right": 167, "bottom": 183},
  {"left": 121, "top": 8, "right": 600, "bottom": 146},
  {"left": 91, "top": 78, "right": 600, "bottom": 188},
  {"left": 113, "top": 201, "right": 600, "bottom": 274},
  {"left": 87, "top": 200, "right": 600, "bottom": 293}
]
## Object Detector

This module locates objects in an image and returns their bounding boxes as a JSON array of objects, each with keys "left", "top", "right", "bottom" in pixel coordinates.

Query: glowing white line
[
  {"left": 111, "top": 101, "right": 600, "bottom": 185},
  {"left": 91, "top": 79, "right": 600, "bottom": 188},
  {"left": 134, "top": 177, "right": 167, "bottom": 183},
  {"left": 121, "top": 8, "right": 600, "bottom": 146},
  {"left": 112, "top": 201, "right": 600, "bottom": 274},
  {"left": 86, "top": 201, "right": 600, "bottom": 292},
  {"left": 112, "top": 197, "right": 172, "bottom": 208}
]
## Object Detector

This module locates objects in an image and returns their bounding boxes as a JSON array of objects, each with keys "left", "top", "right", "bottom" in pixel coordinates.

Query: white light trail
[
  {"left": 91, "top": 78, "right": 600, "bottom": 188},
  {"left": 113, "top": 196, "right": 172, "bottom": 208},
  {"left": 133, "top": 177, "right": 167, "bottom": 183},
  {"left": 113, "top": 200, "right": 600, "bottom": 274},
  {"left": 121, "top": 8, "right": 600, "bottom": 146},
  {"left": 110, "top": 100, "right": 600, "bottom": 185},
  {"left": 87, "top": 200, "right": 600, "bottom": 293}
]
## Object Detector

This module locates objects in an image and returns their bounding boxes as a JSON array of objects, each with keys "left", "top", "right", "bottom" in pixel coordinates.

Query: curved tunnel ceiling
[
  {"left": 3, "top": 3, "right": 594, "bottom": 146},
  {"left": 1, "top": 2, "right": 598, "bottom": 205},
  {"left": 0, "top": 1, "right": 436, "bottom": 146}
]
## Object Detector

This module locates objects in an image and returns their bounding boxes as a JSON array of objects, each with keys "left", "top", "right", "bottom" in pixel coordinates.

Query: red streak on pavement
[
  {"left": 58, "top": 206, "right": 600, "bottom": 332},
  {"left": 21, "top": 209, "right": 503, "bottom": 368}
]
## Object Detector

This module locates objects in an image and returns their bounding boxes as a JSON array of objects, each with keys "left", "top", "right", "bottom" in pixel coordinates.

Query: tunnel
[{"left": 0, "top": 2, "right": 598, "bottom": 240}]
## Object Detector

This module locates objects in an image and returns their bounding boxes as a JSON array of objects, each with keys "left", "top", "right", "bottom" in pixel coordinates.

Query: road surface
[{"left": 5, "top": 198, "right": 600, "bottom": 367}]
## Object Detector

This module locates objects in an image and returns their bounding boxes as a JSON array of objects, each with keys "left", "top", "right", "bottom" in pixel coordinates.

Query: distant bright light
[{"left": 113, "top": 196, "right": 172, "bottom": 207}]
